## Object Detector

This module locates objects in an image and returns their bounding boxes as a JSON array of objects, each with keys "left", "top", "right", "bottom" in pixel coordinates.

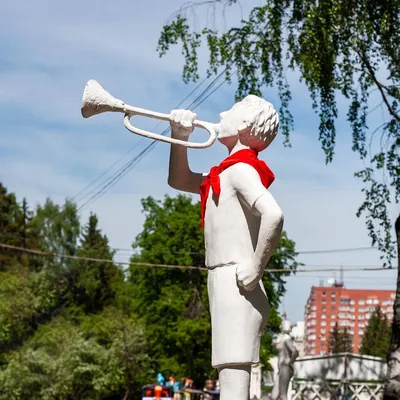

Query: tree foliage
[
  {"left": 129, "top": 194, "right": 298, "bottom": 384},
  {"left": 0, "top": 184, "right": 151, "bottom": 399},
  {"left": 157, "top": 0, "right": 400, "bottom": 265},
  {"left": 360, "top": 306, "right": 391, "bottom": 358},
  {"left": 0, "top": 184, "right": 298, "bottom": 397},
  {"left": 69, "top": 214, "right": 122, "bottom": 314},
  {"left": 328, "top": 323, "right": 353, "bottom": 354},
  {"left": 0, "top": 311, "right": 151, "bottom": 400}
]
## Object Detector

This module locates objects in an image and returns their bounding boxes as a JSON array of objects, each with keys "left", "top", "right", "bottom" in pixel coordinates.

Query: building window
[
  {"left": 322, "top": 291, "right": 326, "bottom": 296},
  {"left": 311, "top": 306, "right": 317, "bottom": 310},
  {"left": 340, "top": 298, "right": 351, "bottom": 303},
  {"left": 331, "top": 314, "right": 336, "bottom": 319},
  {"left": 331, "top": 321, "right": 336, "bottom": 326},
  {"left": 359, "top": 300, "right": 365, "bottom": 305},
  {"left": 311, "top": 290, "right": 316, "bottom": 295},
  {"left": 322, "top": 314, "right": 326, "bottom": 319},
  {"left": 322, "top": 299, "right": 326, "bottom": 303},
  {"left": 359, "top": 330, "right": 364, "bottom": 335},
  {"left": 331, "top": 306, "right": 336, "bottom": 310},
  {"left": 373, "top": 299, "right": 379, "bottom": 305},
  {"left": 311, "top": 298, "right": 316, "bottom": 302},
  {"left": 321, "top": 328, "right": 326, "bottom": 334},
  {"left": 332, "top": 292, "right": 336, "bottom": 297},
  {"left": 391, "top": 293, "right": 395, "bottom": 299},
  {"left": 321, "top": 321, "right": 327, "bottom": 326},
  {"left": 366, "top": 299, "right": 373, "bottom": 305}
]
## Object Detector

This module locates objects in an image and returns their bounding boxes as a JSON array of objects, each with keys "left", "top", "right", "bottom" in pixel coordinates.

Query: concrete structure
[
  {"left": 304, "top": 281, "right": 395, "bottom": 356},
  {"left": 292, "top": 353, "right": 387, "bottom": 399},
  {"left": 294, "top": 353, "right": 387, "bottom": 381}
]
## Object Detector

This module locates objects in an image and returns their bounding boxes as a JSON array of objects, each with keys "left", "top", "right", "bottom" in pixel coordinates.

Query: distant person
[{"left": 204, "top": 379, "right": 215, "bottom": 399}]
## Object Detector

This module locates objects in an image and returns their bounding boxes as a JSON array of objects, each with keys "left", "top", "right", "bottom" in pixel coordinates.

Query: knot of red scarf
[{"left": 199, "top": 149, "right": 275, "bottom": 229}]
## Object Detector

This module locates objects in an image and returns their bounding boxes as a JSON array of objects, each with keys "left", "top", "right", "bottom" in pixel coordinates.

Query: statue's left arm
[{"left": 231, "top": 163, "right": 284, "bottom": 291}]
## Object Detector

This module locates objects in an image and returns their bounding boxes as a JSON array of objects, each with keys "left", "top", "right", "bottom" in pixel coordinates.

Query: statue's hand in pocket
[{"left": 236, "top": 261, "right": 262, "bottom": 291}]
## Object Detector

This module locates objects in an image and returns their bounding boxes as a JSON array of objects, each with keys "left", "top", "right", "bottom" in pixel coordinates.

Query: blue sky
[{"left": 0, "top": 0, "right": 397, "bottom": 322}]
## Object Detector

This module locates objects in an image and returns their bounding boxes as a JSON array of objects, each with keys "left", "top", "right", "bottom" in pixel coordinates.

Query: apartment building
[{"left": 304, "top": 281, "right": 395, "bottom": 356}]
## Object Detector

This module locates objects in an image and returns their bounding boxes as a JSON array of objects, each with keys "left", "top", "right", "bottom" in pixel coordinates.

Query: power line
[
  {"left": 112, "top": 245, "right": 376, "bottom": 255},
  {"left": 1, "top": 235, "right": 379, "bottom": 257},
  {"left": 297, "top": 246, "right": 376, "bottom": 255},
  {"left": 0, "top": 243, "right": 394, "bottom": 274},
  {"left": 76, "top": 69, "right": 231, "bottom": 211}
]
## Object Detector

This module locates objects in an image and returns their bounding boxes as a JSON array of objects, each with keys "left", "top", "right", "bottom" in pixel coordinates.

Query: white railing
[{"left": 291, "top": 380, "right": 383, "bottom": 400}]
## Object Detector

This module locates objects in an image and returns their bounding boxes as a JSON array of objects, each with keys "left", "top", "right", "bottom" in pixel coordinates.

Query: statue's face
[{"left": 217, "top": 102, "right": 246, "bottom": 145}]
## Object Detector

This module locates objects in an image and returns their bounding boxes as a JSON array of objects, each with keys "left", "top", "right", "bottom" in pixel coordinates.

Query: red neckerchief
[{"left": 199, "top": 149, "right": 275, "bottom": 229}]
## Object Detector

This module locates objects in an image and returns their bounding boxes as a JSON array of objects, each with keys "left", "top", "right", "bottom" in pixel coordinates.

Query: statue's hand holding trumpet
[{"left": 81, "top": 79, "right": 218, "bottom": 148}]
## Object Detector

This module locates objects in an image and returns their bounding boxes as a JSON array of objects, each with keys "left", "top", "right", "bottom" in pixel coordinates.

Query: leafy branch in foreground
[{"left": 157, "top": 0, "right": 400, "bottom": 265}]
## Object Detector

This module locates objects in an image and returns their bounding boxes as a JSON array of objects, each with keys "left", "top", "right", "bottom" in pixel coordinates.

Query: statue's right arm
[
  {"left": 285, "top": 338, "right": 299, "bottom": 364},
  {"left": 168, "top": 109, "right": 205, "bottom": 194}
]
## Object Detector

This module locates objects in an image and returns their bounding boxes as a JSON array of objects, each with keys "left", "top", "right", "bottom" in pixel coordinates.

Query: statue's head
[
  {"left": 281, "top": 319, "right": 292, "bottom": 334},
  {"left": 218, "top": 95, "right": 279, "bottom": 152}
]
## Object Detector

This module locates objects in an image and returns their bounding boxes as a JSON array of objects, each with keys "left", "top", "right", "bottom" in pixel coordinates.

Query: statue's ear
[{"left": 237, "top": 121, "right": 249, "bottom": 133}]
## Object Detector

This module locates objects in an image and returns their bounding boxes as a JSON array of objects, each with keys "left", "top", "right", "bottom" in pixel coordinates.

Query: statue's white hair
[{"left": 235, "top": 94, "right": 279, "bottom": 152}]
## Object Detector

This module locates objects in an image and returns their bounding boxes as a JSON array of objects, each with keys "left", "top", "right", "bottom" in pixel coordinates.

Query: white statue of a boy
[{"left": 168, "top": 95, "right": 284, "bottom": 400}]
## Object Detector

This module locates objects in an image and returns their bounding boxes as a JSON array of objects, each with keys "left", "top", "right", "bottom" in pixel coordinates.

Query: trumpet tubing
[{"left": 81, "top": 80, "right": 218, "bottom": 149}]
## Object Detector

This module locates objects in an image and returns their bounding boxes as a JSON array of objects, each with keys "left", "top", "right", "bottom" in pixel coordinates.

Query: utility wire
[
  {"left": 0, "top": 235, "right": 379, "bottom": 256},
  {"left": 112, "top": 245, "right": 376, "bottom": 255},
  {"left": 0, "top": 243, "right": 394, "bottom": 274},
  {"left": 76, "top": 68, "right": 230, "bottom": 211}
]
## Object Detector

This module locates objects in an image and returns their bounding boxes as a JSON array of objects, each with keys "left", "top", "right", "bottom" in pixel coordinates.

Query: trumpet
[{"left": 81, "top": 80, "right": 218, "bottom": 148}]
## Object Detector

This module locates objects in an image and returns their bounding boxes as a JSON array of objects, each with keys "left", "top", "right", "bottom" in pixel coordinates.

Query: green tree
[
  {"left": 0, "top": 310, "right": 152, "bottom": 400},
  {"left": 0, "top": 185, "right": 39, "bottom": 269},
  {"left": 70, "top": 213, "right": 122, "bottom": 313},
  {"left": 328, "top": 323, "right": 353, "bottom": 354},
  {"left": 129, "top": 194, "right": 298, "bottom": 385},
  {"left": 157, "top": 2, "right": 399, "bottom": 396},
  {"left": 360, "top": 306, "right": 391, "bottom": 358},
  {"left": 32, "top": 198, "right": 80, "bottom": 262}
]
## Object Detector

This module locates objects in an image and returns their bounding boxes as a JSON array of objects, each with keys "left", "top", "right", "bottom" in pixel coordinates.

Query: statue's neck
[{"left": 228, "top": 141, "right": 251, "bottom": 155}]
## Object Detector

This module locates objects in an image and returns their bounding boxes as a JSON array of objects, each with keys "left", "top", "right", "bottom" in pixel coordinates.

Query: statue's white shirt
[{"left": 204, "top": 163, "right": 268, "bottom": 268}]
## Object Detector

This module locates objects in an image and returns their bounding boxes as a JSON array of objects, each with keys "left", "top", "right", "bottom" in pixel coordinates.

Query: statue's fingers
[{"left": 182, "top": 109, "right": 197, "bottom": 122}]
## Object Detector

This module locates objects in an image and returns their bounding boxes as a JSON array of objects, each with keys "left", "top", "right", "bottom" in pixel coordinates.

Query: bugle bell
[{"left": 81, "top": 80, "right": 218, "bottom": 148}]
